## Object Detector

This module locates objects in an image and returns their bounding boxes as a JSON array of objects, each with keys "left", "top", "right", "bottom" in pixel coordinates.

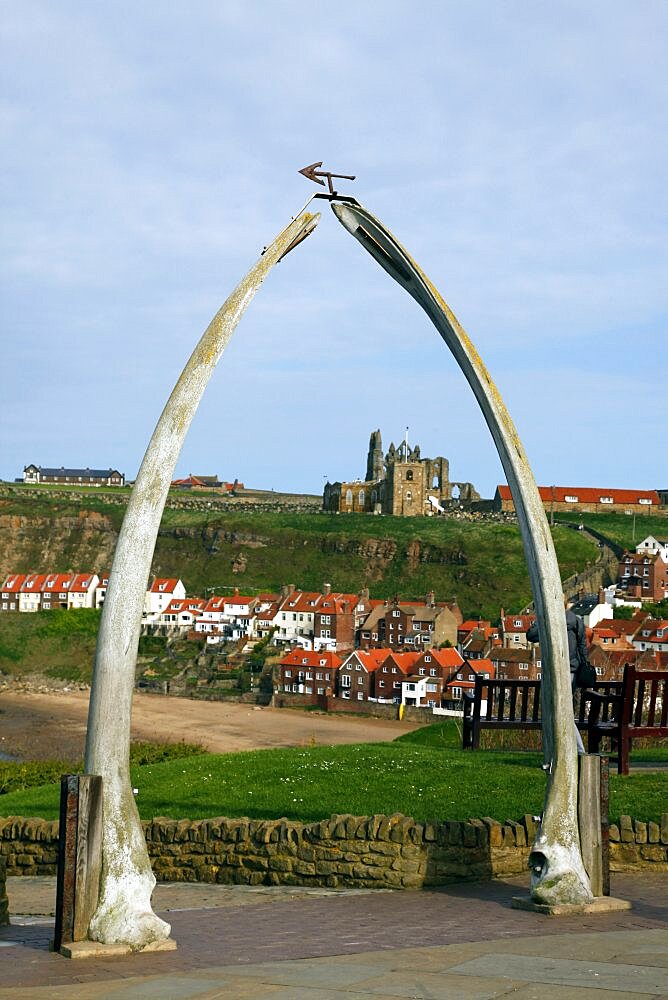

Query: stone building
[{"left": 323, "top": 429, "right": 479, "bottom": 517}]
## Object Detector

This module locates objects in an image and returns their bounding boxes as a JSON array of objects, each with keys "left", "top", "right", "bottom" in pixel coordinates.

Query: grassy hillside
[
  {"left": 0, "top": 608, "right": 100, "bottom": 681},
  {"left": 0, "top": 492, "right": 599, "bottom": 621},
  {"left": 1, "top": 723, "right": 664, "bottom": 824},
  {"left": 557, "top": 511, "right": 668, "bottom": 551}
]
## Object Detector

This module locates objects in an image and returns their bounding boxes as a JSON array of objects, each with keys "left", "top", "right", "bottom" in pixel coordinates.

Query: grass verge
[{"left": 0, "top": 724, "right": 664, "bottom": 825}]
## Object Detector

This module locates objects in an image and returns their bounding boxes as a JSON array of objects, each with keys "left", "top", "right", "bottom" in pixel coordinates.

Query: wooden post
[
  {"left": 53, "top": 775, "right": 103, "bottom": 952},
  {"left": 578, "top": 755, "right": 602, "bottom": 897},
  {"left": 599, "top": 755, "right": 610, "bottom": 896}
]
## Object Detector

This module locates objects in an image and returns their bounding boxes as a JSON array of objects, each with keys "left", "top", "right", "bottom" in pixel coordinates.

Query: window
[
  {"left": 357, "top": 675, "right": 364, "bottom": 685},
  {"left": 565, "top": 495, "right": 579, "bottom": 503},
  {"left": 519, "top": 664, "right": 528, "bottom": 670},
  {"left": 418, "top": 667, "right": 425, "bottom": 675},
  {"left": 358, "top": 489, "right": 365, "bottom": 505},
  {"left": 305, "top": 686, "right": 312, "bottom": 694},
  {"left": 456, "top": 671, "right": 463, "bottom": 680},
  {"left": 639, "top": 498, "right": 652, "bottom": 505},
  {"left": 430, "top": 668, "right": 437, "bottom": 676},
  {"left": 345, "top": 489, "right": 353, "bottom": 505},
  {"left": 318, "top": 687, "right": 325, "bottom": 694},
  {"left": 321, "top": 615, "right": 331, "bottom": 624},
  {"left": 341, "top": 675, "right": 351, "bottom": 688},
  {"left": 427, "top": 683, "right": 438, "bottom": 692},
  {"left": 451, "top": 686, "right": 462, "bottom": 698},
  {"left": 513, "top": 635, "right": 520, "bottom": 643},
  {"left": 392, "top": 610, "right": 400, "bottom": 618},
  {"left": 405, "top": 491, "right": 412, "bottom": 501},
  {"left": 321, "top": 629, "right": 331, "bottom": 638},
  {"left": 424, "top": 655, "right": 431, "bottom": 662},
  {"left": 379, "top": 680, "right": 385, "bottom": 688},
  {"left": 355, "top": 663, "right": 362, "bottom": 671},
  {"left": 600, "top": 496, "right": 613, "bottom": 504},
  {"left": 357, "top": 691, "right": 364, "bottom": 700},
  {"left": 405, "top": 469, "right": 413, "bottom": 481}
]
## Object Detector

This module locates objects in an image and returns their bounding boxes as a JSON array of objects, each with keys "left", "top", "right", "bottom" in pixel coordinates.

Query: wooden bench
[
  {"left": 587, "top": 664, "right": 668, "bottom": 775},
  {"left": 462, "top": 676, "right": 623, "bottom": 750}
]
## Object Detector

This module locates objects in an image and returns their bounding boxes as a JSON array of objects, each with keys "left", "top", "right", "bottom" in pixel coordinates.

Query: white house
[
  {"left": 635, "top": 536, "right": 668, "bottom": 560},
  {"left": 144, "top": 578, "right": 186, "bottom": 617},
  {"left": 67, "top": 573, "right": 100, "bottom": 609}
]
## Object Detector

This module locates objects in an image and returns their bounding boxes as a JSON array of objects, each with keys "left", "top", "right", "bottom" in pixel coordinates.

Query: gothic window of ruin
[
  {"left": 359, "top": 489, "right": 365, "bottom": 505},
  {"left": 406, "top": 490, "right": 412, "bottom": 501},
  {"left": 371, "top": 490, "right": 377, "bottom": 504},
  {"left": 432, "top": 475, "right": 439, "bottom": 488},
  {"left": 345, "top": 489, "right": 353, "bottom": 505},
  {"left": 405, "top": 469, "right": 414, "bottom": 481}
]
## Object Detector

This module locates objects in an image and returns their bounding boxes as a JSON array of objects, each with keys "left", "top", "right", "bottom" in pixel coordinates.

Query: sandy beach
[{"left": 0, "top": 688, "right": 420, "bottom": 763}]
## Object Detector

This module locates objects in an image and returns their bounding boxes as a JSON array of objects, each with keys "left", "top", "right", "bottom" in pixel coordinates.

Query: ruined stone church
[{"left": 323, "top": 430, "right": 479, "bottom": 516}]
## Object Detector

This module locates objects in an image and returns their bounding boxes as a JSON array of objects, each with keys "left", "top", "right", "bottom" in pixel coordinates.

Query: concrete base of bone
[
  {"left": 54, "top": 937, "right": 177, "bottom": 959},
  {"left": 512, "top": 895, "right": 631, "bottom": 916}
]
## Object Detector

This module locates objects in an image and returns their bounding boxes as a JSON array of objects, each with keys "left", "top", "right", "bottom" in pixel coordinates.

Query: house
[
  {"left": 358, "top": 593, "right": 462, "bottom": 651},
  {"left": 635, "top": 536, "right": 668, "bottom": 559},
  {"left": 0, "top": 574, "right": 27, "bottom": 612},
  {"left": 312, "top": 585, "right": 372, "bottom": 653},
  {"left": 67, "top": 573, "right": 100, "bottom": 609},
  {"left": 618, "top": 549, "right": 668, "bottom": 603},
  {"left": 494, "top": 484, "right": 661, "bottom": 515},
  {"left": 23, "top": 465, "right": 124, "bottom": 487},
  {"left": 457, "top": 619, "right": 500, "bottom": 658},
  {"left": 441, "top": 656, "right": 495, "bottom": 707},
  {"left": 373, "top": 651, "right": 421, "bottom": 702},
  {"left": 95, "top": 575, "right": 110, "bottom": 609},
  {"left": 570, "top": 592, "right": 614, "bottom": 628},
  {"left": 500, "top": 611, "right": 536, "bottom": 649},
  {"left": 40, "top": 572, "right": 74, "bottom": 610},
  {"left": 144, "top": 578, "right": 186, "bottom": 617},
  {"left": 17, "top": 573, "right": 48, "bottom": 612},
  {"left": 631, "top": 619, "right": 668, "bottom": 653},
  {"left": 337, "top": 649, "right": 394, "bottom": 701},
  {"left": 489, "top": 646, "right": 540, "bottom": 681},
  {"left": 157, "top": 598, "right": 205, "bottom": 631},
  {"left": 277, "top": 649, "right": 342, "bottom": 696},
  {"left": 400, "top": 647, "right": 466, "bottom": 708}
]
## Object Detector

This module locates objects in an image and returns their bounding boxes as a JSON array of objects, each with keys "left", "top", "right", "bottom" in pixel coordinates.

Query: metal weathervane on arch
[{"left": 84, "top": 166, "right": 591, "bottom": 951}]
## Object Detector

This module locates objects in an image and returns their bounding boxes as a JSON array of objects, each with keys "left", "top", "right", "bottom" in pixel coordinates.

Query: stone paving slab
[{"left": 0, "top": 874, "right": 665, "bottom": 998}]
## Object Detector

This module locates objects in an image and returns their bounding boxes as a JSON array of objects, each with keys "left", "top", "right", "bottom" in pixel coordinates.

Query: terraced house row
[{"left": 275, "top": 646, "right": 496, "bottom": 710}]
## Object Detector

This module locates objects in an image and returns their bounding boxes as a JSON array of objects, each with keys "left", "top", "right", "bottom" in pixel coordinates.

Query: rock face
[{"left": 0, "top": 511, "right": 118, "bottom": 579}]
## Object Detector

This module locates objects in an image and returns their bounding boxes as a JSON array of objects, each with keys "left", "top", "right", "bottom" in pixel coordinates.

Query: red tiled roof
[
  {"left": 279, "top": 649, "right": 343, "bottom": 669},
  {"left": 150, "top": 578, "right": 181, "bottom": 593},
  {"left": 497, "top": 485, "right": 660, "bottom": 505},
  {"left": 1, "top": 574, "right": 27, "bottom": 593},
  {"left": 69, "top": 573, "right": 96, "bottom": 593}
]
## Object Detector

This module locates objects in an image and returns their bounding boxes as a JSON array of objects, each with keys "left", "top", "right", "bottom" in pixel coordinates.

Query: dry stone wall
[{"left": 1, "top": 813, "right": 666, "bottom": 889}]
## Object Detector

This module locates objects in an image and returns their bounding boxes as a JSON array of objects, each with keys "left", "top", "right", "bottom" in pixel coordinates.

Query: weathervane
[{"left": 299, "top": 161, "right": 357, "bottom": 200}]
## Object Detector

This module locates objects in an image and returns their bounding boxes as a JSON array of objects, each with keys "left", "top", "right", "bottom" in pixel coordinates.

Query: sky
[{"left": 1, "top": 1, "right": 666, "bottom": 499}]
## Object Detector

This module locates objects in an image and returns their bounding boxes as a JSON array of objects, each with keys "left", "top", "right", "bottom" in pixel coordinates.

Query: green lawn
[
  {"left": 1, "top": 725, "right": 664, "bottom": 825},
  {"left": 557, "top": 511, "right": 668, "bottom": 552}
]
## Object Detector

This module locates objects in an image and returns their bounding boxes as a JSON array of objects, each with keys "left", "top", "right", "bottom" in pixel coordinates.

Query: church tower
[{"left": 365, "top": 429, "right": 384, "bottom": 482}]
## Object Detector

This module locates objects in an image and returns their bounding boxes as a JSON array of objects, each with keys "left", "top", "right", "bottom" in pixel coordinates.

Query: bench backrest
[
  {"left": 622, "top": 665, "right": 668, "bottom": 731},
  {"left": 473, "top": 677, "right": 541, "bottom": 723},
  {"left": 473, "top": 676, "right": 623, "bottom": 724}
]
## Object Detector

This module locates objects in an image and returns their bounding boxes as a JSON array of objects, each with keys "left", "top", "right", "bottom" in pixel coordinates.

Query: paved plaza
[{"left": 1, "top": 873, "right": 667, "bottom": 998}]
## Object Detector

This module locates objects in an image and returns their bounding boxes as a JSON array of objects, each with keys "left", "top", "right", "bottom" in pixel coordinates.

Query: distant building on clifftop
[
  {"left": 323, "top": 429, "right": 479, "bottom": 517},
  {"left": 23, "top": 464, "right": 125, "bottom": 487}
]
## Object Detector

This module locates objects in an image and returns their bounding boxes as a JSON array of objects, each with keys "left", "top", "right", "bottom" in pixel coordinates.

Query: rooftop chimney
[{"left": 323, "top": 582, "right": 332, "bottom": 596}]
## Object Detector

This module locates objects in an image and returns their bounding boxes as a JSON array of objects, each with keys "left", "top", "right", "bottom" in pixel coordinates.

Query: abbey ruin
[{"left": 323, "top": 430, "right": 479, "bottom": 516}]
